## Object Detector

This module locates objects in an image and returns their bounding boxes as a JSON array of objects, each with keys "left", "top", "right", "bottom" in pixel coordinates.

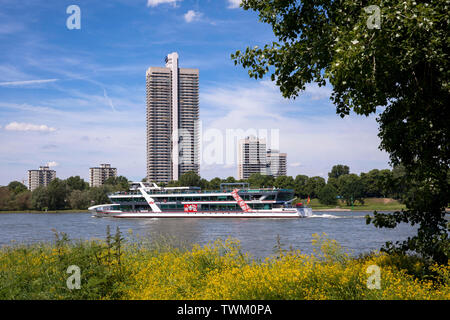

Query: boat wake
[{"left": 308, "top": 214, "right": 342, "bottom": 219}]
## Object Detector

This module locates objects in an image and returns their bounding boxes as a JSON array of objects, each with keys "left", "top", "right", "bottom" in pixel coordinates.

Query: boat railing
[{"left": 109, "top": 188, "right": 294, "bottom": 197}]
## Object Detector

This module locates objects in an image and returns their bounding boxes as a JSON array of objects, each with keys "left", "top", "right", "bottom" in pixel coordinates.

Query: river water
[
  {"left": 0, "top": 211, "right": 421, "bottom": 258},
  {"left": 0, "top": 212, "right": 416, "bottom": 258}
]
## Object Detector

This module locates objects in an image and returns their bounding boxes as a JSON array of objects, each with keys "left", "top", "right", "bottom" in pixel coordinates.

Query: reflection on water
[{"left": 0, "top": 211, "right": 418, "bottom": 258}]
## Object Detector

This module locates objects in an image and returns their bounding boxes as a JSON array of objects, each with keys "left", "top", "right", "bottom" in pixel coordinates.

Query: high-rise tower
[
  {"left": 146, "top": 53, "right": 199, "bottom": 183},
  {"left": 237, "top": 136, "right": 268, "bottom": 180}
]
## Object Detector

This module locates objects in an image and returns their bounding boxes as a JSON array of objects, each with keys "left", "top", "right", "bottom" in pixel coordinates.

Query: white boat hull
[{"left": 90, "top": 207, "right": 313, "bottom": 219}]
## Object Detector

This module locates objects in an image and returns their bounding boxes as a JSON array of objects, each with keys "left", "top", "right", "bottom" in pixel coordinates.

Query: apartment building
[
  {"left": 237, "top": 136, "right": 268, "bottom": 180},
  {"left": 89, "top": 164, "right": 117, "bottom": 187},
  {"left": 266, "top": 149, "right": 287, "bottom": 177},
  {"left": 28, "top": 166, "right": 56, "bottom": 191}
]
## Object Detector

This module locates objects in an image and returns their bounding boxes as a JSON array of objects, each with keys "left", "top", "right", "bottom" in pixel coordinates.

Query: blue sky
[{"left": 0, "top": 0, "right": 390, "bottom": 185}]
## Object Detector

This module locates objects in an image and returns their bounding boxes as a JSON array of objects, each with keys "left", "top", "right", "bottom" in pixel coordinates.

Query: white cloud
[
  {"left": 0, "top": 79, "right": 58, "bottom": 86},
  {"left": 47, "top": 161, "right": 59, "bottom": 167},
  {"left": 147, "top": 0, "right": 181, "bottom": 7},
  {"left": 200, "top": 81, "right": 390, "bottom": 179},
  {"left": 227, "top": 0, "right": 242, "bottom": 9},
  {"left": 184, "top": 10, "right": 202, "bottom": 23},
  {"left": 4, "top": 122, "right": 57, "bottom": 132}
]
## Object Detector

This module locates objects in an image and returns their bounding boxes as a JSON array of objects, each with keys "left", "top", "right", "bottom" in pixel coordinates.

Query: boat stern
[
  {"left": 296, "top": 206, "right": 313, "bottom": 217},
  {"left": 88, "top": 204, "right": 121, "bottom": 217}
]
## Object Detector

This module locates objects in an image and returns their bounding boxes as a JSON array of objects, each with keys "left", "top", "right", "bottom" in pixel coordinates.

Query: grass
[
  {"left": 297, "top": 197, "right": 407, "bottom": 211},
  {"left": 0, "top": 230, "right": 448, "bottom": 300}
]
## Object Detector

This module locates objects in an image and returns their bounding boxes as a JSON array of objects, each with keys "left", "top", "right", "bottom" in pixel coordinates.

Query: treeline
[
  {"left": 160, "top": 164, "right": 407, "bottom": 206},
  {"left": 0, "top": 176, "right": 129, "bottom": 212},
  {"left": 0, "top": 164, "right": 407, "bottom": 211}
]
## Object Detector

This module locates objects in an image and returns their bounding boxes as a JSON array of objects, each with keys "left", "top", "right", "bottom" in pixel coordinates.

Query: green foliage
[
  {"left": 104, "top": 176, "right": 129, "bottom": 192},
  {"left": 304, "top": 176, "right": 326, "bottom": 198},
  {"left": 88, "top": 186, "right": 110, "bottom": 206},
  {"left": 208, "top": 177, "right": 222, "bottom": 190},
  {"left": 224, "top": 176, "right": 236, "bottom": 183},
  {"left": 68, "top": 190, "right": 90, "bottom": 210},
  {"left": 293, "top": 174, "right": 308, "bottom": 198},
  {"left": 318, "top": 184, "right": 338, "bottom": 206},
  {"left": 31, "top": 186, "right": 49, "bottom": 211},
  {"left": 46, "top": 179, "right": 69, "bottom": 210},
  {"left": 328, "top": 165, "right": 350, "bottom": 179},
  {"left": 0, "top": 234, "right": 448, "bottom": 300},
  {"left": 7, "top": 181, "right": 27, "bottom": 195},
  {"left": 0, "top": 228, "right": 130, "bottom": 299},
  {"left": 232, "top": 0, "right": 449, "bottom": 263},
  {"left": 360, "top": 169, "right": 393, "bottom": 198},
  {"left": 273, "top": 175, "right": 294, "bottom": 189},
  {"left": 337, "top": 174, "right": 365, "bottom": 206},
  {"left": 178, "top": 171, "right": 202, "bottom": 187},
  {"left": 66, "top": 176, "right": 89, "bottom": 191},
  {"left": 0, "top": 186, "right": 31, "bottom": 211},
  {"left": 248, "top": 173, "right": 274, "bottom": 188}
]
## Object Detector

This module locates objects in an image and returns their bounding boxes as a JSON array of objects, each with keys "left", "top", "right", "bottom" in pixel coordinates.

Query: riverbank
[
  {"left": 305, "top": 197, "right": 407, "bottom": 212},
  {"left": 0, "top": 233, "right": 448, "bottom": 300}
]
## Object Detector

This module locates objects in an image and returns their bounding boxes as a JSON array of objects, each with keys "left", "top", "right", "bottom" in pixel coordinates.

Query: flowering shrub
[{"left": 0, "top": 232, "right": 448, "bottom": 300}]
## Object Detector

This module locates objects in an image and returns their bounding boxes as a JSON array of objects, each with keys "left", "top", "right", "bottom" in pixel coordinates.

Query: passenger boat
[{"left": 88, "top": 182, "right": 312, "bottom": 218}]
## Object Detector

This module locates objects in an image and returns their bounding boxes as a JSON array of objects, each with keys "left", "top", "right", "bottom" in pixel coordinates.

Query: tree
[
  {"left": 378, "top": 169, "right": 393, "bottom": 198},
  {"left": 264, "top": 175, "right": 275, "bottom": 187},
  {"left": 0, "top": 187, "right": 12, "bottom": 210},
  {"left": 89, "top": 186, "right": 110, "bottom": 205},
  {"left": 166, "top": 180, "right": 180, "bottom": 187},
  {"left": 68, "top": 190, "right": 90, "bottom": 210},
  {"left": 66, "top": 176, "right": 89, "bottom": 191},
  {"left": 248, "top": 173, "right": 265, "bottom": 188},
  {"left": 47, "top": 178, "right": 68, "bottom": 210},
  {"left": 274, "top": 175, "right": 295, "bottom": 189},
  {"left": 178, "top": 171, "right": 201, "bottom": 187},
  {"left": 104, "top": 176, "right": 129, "bottom": 191},
  {"left": 232, "top": 0, "right": 449, "bottom": 263},
  {"left": 293, "top": 174, "right": 308, "bottom": 198},
  {"left": 304, "top": 176, "right": 326, "bottom": 198},
  {"left": 7, "top": 181, "right": 27, "bottom": 194},
  {"left": 199, "top": 178, "right": 209, "bottom": 190},
  {"left": 10, "top": 191, "right": 31, "bottom": 211},
  {"left": 209, "top": 177, "right": 222, "bottom": 190},
  {"left": 318, "top": 184, "right": 338, "bottom": 206},
  {"left": 327, "top": 177, "right": 339, "bottom": 191},
  {"left": 328, "top": 165, "right": 350, "bottom": 179},
  {"left": 31, "top": 186, "right": 49, "bottom": 211},
  {"left": 360, "top": 169, "right": 381, "bottom": 197},
  {"left": 337, "top": 174, "right": 365, "bottom": 206},
  {"left": 224, "top": 176, "right": 236, "bottom": 184}
]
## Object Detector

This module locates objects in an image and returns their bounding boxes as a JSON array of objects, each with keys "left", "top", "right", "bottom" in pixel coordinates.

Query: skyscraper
[{"left": 146, "top": 53, "right": 199, "bottom": 183}]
